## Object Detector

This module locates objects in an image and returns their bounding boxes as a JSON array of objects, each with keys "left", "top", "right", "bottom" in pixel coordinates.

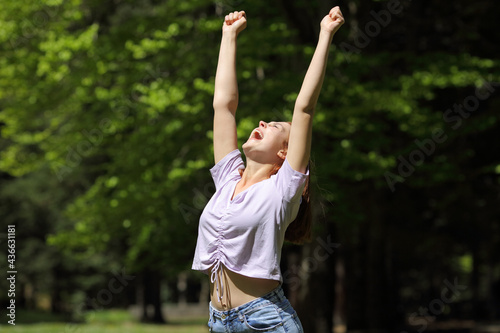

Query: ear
[{"left": 277, "top": 149, "right": 287, "bottom": 160}]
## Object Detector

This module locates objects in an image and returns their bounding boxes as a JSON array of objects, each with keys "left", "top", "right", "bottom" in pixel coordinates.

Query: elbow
[
  {"left": 294, "top": 102, "right": 316, "bottom": 115},
  {"left": 213, "top": 91, "right": 238, "bottom": 111},
  {"left": 213, "top": 99, "right": 238, "bottom": 113}
]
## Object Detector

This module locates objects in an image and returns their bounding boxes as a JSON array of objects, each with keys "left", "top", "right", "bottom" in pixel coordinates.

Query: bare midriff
[{"left": 209, "top": 263, "right": 280, "bottom": 311}]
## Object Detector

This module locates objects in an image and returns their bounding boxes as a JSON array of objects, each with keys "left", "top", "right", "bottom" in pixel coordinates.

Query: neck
[{"left": 240, "top": 158, "right": 275, "bottom": 186}]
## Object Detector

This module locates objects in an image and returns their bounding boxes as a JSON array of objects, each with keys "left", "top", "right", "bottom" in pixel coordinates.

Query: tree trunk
[
  {"left": 50, "top": 265, "right": 65, "bottom": 313},
  {"left": 177, "top": 272, "right": 188, "bottom": 310},
  {"left": 364, "top": 190, "right": 391, "bottom": 331},
  {"left": 198, "top": 278, "right": 209, "bottom": 305},
  {"left": 138, "top": 269, "right": 166, "bottom": 323},
  {"left": 150, "top": 271, "right": 165, "bottom": 323},
  {"left": 471, "top": 245, "right": 481, "bottom": 319},
  {"left": 346, "top": 187, "right": 392, "bottom": 331},
  {"left": 136, "top": 272, "right": 148, "bottom": 322},
  {"left": 294, "top": 203, "right": 338, "bottom": 333},
  {"left": 333, "top": 255, "right": 346, "bottom": 330}
]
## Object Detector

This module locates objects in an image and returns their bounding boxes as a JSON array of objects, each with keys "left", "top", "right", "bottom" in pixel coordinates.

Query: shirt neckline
[{"left": 230, "top": 177, "right": 271, "bottom": 203}]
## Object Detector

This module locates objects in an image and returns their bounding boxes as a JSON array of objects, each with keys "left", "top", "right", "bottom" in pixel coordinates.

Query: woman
[{"left": 192, "top": 7, "right": 344, "bottom": 332}]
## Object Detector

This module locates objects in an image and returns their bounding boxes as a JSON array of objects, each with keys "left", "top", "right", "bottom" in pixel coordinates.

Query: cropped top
[{"left": 191, "top": 149, "right": 308, "bottom": 301}]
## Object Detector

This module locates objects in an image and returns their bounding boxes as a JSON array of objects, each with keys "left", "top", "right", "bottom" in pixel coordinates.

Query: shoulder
[{"left": 272, "top": 158, "right": 309, "bottom": 203}]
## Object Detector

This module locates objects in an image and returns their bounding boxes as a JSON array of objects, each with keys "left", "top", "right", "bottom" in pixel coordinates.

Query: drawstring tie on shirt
[{"left": 210, "top": 260, "right": 224, "bottom": 302}]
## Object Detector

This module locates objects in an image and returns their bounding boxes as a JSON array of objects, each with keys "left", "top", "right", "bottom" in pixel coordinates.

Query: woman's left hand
[{"left": 320, "top": 6, "right": 345, "bottom": 35}]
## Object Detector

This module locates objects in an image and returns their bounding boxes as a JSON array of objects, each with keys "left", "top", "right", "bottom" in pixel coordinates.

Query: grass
[{"left": 0, "top": 309, "right": 208, "bottom": 333}]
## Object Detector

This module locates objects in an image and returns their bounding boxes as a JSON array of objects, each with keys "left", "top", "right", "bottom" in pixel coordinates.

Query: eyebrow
[{"left": 272, "top": 122, "right": 284, "bottom": 131}]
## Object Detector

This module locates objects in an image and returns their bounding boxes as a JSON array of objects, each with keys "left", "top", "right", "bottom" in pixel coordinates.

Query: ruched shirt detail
[{"left": 192, "top": 149, "right": 308, "bottom": 293}]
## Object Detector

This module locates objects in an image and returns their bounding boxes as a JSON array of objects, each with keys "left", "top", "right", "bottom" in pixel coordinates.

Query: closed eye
[{"left": 268, "top": 122, "right": 285, "bottom": 132}]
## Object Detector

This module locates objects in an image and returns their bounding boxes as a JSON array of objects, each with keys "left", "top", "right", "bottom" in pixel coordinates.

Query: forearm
[
  {"left": 213, "top": 32, "right": 239, "bottom": 113},
  {"left": 294, "top": 30, "right": 334, "bottom": 114}
]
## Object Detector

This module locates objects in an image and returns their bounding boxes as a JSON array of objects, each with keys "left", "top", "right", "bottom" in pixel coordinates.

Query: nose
[{"left": 259, "top": 121, "right": 267, "bottom": 128}]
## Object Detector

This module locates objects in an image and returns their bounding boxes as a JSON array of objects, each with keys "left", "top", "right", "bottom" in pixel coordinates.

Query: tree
[{"left": 1, "top": 0, "right": 499, "bottom": 330}]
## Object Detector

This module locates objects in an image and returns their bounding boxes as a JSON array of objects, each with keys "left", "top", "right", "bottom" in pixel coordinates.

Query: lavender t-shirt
[{"left": 192, "top": 149, "right": 309, "bottom": 282}]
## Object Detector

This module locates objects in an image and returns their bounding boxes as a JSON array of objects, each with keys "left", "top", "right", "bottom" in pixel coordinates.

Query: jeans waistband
[{"left": 209, "top": 284, "right": 286, "bottom": 320}]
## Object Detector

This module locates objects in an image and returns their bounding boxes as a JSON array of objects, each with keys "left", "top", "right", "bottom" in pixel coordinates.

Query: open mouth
[{"left": 249, "top": 128, "right": 264, "bottom": 141}]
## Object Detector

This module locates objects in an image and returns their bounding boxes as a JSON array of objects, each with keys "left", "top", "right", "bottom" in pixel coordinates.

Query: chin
[
  {"left": 242, "top": 142, "right": 252, "bottom": 154},
  {"left": 242, "top": 142, "right": 259, "bottom": 156},
  {"left": 242, "top": 139, "right": 257, "bottom": 150}
]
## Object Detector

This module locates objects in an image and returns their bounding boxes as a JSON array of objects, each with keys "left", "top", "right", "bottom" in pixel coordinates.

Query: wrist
[
  {"left": 222, "top": 30, "right": 238, "bottom": 40},
  {"left": 319, "top": 29, "right": 335, "bottom": 40}
]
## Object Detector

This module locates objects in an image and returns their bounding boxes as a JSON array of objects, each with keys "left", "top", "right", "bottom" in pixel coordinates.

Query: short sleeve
[
  {"left": 273, "top": 158, "right": 309, "bottom": 203},
  {"left": 210, "top": 149, "right": 244, "bottom": 191}
]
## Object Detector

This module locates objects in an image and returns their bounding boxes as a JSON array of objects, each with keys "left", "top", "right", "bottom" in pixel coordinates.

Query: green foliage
[{"left": 1, "top": 0, "right": 499, "bottom": 325}]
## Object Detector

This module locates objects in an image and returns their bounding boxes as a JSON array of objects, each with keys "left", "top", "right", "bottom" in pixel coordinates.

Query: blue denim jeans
[{"left": 207, "top": 285, "right": 303, "bottom": 332}]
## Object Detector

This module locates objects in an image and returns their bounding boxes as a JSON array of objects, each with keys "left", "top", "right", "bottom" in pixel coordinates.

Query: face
[{"left": 242, "top": 120, "right": 291, "bottom": 164}]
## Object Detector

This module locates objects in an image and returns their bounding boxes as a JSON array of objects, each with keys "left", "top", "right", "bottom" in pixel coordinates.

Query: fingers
[
  {"left": 227, "top": 11, "right": 238, "bottom": 25},
  {"left": 329, "top": 6, "right": 343, "bottom": 19},
  {"left": 329, "top": 6, "right": 344, "bottom": 24},
  {"left": 225, "top": 10, "right": 246, "bottom": 26}
]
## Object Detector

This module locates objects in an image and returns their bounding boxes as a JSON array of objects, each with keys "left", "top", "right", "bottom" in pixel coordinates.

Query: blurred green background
[{"left": 1, "top": 0, "right": 499, "bottom": 332}]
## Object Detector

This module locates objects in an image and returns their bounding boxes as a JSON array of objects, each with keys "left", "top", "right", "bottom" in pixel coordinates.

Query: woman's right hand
[{"left": 222, "top": 11, "right": 247, "bottom": 36}]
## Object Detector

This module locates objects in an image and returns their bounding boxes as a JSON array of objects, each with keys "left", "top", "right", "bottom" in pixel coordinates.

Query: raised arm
[
  {"left": 213, "top": 11, "right": 247, "bottom": 164},
  {"left": 287, "top": 7, "right": 344, "bottom": 173}
]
